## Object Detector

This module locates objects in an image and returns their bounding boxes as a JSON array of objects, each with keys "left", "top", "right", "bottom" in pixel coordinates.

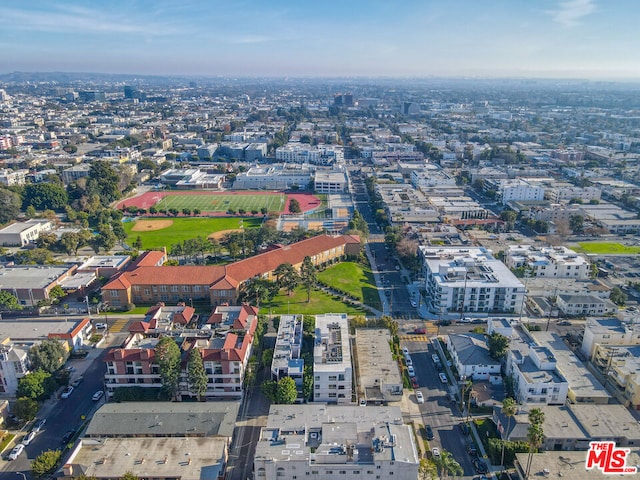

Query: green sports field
[
  {"left": 154, "top": 193, "right": 286, "bottom": 213},
  {"left": 123, "top": 217, "right": 263, "bottom": 250},
  {"left": 576, "top": 242, "right": 640, "bottom": 254}
]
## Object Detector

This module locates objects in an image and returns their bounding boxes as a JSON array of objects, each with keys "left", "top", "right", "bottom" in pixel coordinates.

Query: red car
[
  {"left": 412, "top": 328, "right": 426, "bottom": 335},
  {"left": 411, "top": 377, "right": 419, "bottom": 389}
]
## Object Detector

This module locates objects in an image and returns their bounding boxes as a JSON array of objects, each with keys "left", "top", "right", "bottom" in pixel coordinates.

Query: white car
[
  {"left": 33, "top": 418, "right": 46, "bottom": 432},
  {"left": 402, "top": 347, "right": 409, "bottom": 356},
  {"left": 23, "top": 431, "right": 36, "bottom": 446},
  {"left": 92, "top": 390, "right": 104, "bottom": 401},
  {"left": 439, "top": 372, "right": 448, "bottom": 384},
  {"left": 61, "top": 386, "right": 74, "bottom": 398},
  {"left": 405, "top": 355, "right": 413, "bottom": 366},
  {"left": 407, "top": 366, "right": 415, "bottom": 377},
  {"left": 95, "top": 322, "right": 107, "bottom": 330},
  {"left": 416, "top": 391, "right": 424, "bottom": 404},
  {"left": 8, "top": 443, "right": 24, "bottom": 460},
  {"left": 411, "top": 301, "right": 418, "bottom": 308},
  {"left": 432, "top": 447, "right": 440, "bottom": 457}
]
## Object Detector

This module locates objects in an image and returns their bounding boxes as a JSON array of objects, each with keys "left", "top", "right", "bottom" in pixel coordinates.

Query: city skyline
[{"left": 1, "top": 0, "right": 640, "bottom": 80}]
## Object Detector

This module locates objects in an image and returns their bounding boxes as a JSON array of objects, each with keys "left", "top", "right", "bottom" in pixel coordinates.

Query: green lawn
[
  {"left": 576, "top": 242, "right": 640, "bottom": 254},
  {"left": 123, "top": 217, "right": 263, "bottom": 250},
  {"left": 265, "top": 287, "right": 368, "bottom": 315},
  {"left": 155, "top": 193, "right": 286, "bottom": 213},
  {"left": 317, "top": 262, "right": 382, "bottom": 311}
]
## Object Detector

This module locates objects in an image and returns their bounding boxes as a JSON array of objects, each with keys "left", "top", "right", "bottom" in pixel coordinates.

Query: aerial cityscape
[{"left": 1, "top": 1, "right": 640, "bottom": 480}]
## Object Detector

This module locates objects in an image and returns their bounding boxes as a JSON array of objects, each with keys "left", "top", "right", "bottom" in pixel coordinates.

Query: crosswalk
[
  {"left": 109, "top": 319, "right": 129, "bottom": 333},
  {"left": 398, "top": 335, "right": 431, "bottom": 342}
]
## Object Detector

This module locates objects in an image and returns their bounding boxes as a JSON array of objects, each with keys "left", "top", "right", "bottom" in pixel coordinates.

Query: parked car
[
  {"left": 61, "top": 430, "right": 76, "bottom": 445},
  {"left": 92, "top": 390, "right": 104, "bottom": 401},
  {"left": 411, "top": 301, "right": 418, "bottom": 308},
  {"left": 71, "top": 376, "right": 84, "bottom": 387},
  {"left": 22, "top": 431, "right": 36, "bottom": 446},
  {"left": 407, "top": 366, "right": 415, "bottom": 377},
  {"left": 405, "top": 355, "right": 413, "bottom": 366},
  {"left": 95, "top": 322, "right": 107, "bottom": 329},
  {"left": 425, "top": 424, "right": 434, "bottom": 440},
  {"left": 412, "top": 378, "right": 419, "bottom": 389},
  {"left": 61, "top": 386, "right": 74, "bottom": 398},
  {"left": 33, "top": 418, "right": 46, "bottom": 432},
  {"left": 402, "top": 347, "right": 409, "bottom": 356},
  {"left": 432, "top": 447, "right": 440, "bottom": 457},
  {"left": 439, "top": 372, "right": 448, "bottom": 384},
  {"left": 8, "top": 444, "right": 24, "bottom": 460},
  {"left": 431, "top": 354, "right": 441, "bottom": 365},
  {"left": 416, "top": 391, "right": 424, "bottom": 403}
]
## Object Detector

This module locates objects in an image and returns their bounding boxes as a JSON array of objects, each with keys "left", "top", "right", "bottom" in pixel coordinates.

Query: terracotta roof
[
  {"left": 133, "top": 249, "right": 167, "bottom": 267},
  {"left": 104, "top": 348, "right": 156, "bottom": 362},
  {"left": 102, "top": 273, "right": 132, "bottom": 290},
  {"left": 207, "top": 313, "right": 223, "bottom": 324},
  {"left": 116, "top": 266, "right": 225, "bottom": 288},
  {"left": 173, "top": 306, "right": 195, "bottom": 325},
  {"left": 129, "top": 321, "right": 151, "bottom": 333}
]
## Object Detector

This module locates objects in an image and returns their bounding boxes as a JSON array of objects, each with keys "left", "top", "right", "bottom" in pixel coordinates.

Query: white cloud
[
  {"left": 549, "top": 0, "right": 596, "bottom": 27},
  {"left": 229, "top": 35, "right": 273, "bottom": 45}
]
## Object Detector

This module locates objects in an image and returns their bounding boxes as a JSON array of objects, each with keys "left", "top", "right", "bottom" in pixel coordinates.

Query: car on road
[
  {"left": 402, "top": 347, "right": 409, "bottom": 356},
  {"left": 416, "top": 391, "right": 424, "bottom": 403},
  {"left": 359, "top": 399, "right": 367, "bottom": 407},
  {"left": 95, "top": 322, "right": 107, "bottom": 329},
  {"left": 411, "top": 301, "right": 418, "bottom": 308},
  {"left": 71, "top": 376, "right": 84, "bottom": 387},
  {"left": 92, "top": 390, "right": 104, "bottom": 401},
  {"left": 33, "top": 418, "right": 46, "bottom": 432},
  {"left": 61, "top": 386, "right": 74, "bottom": 398},
  {"left": 407, "top": 366, "right": 415, "bottom": 377},
  {"left": 412, "top": 378, "right": 419, "bottom": 389},
  {"left": 405, "top": 355, "right": 413, "bottom": 366},
  {"left": 8, "top": 443, "right": 24, "bottom": 460},
  {"left": 557, "top": 320, "right": 572, "bottom": 326},
  {"left": 23, "top": 431, "right": 36, "bottom": 445},
  {"left": 439, "top": 372, "right": 448, "bottom": 384},
  {"left": 412, "top": 327, "right": 426, "bottom": 335},
  {"left": 425, "top": 425, "right": 434, "bottom": 440},
  {"left": 431, "top": 354, "right": 441, "bottom": 365},
  {"left": 61, "top": 430, "right": 76, "bottom": 445},
  {"left": 432, "top": 447, "right": 440, "bottom": 457},
  {"left": 460, "top": 317, "right": 472, "bottom": 323},
  {"left": 384, "top": 289, "right": 391, "bottom": 296}
]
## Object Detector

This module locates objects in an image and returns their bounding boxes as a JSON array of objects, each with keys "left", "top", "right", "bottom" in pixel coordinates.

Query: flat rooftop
[
  {"left": 569, "top": 403, "right": 640, "bottom": 441},
  {"left": 515, "top": 450, "right": 640, "bottom": 480},
  {"left": 355, "top": 329, "right": 402, "bottom": 401},
  {"left": 0, "top": 318, "right": 86, "bottom": 342},
  {"left": 0, "top": 265, "right": 72, "bottom": 289},
  {"left": 79, "top": 255, "right": 130, "bottom": 270},
  {"left": 68, "top": 437, "right": 226, "bottom": 480}
]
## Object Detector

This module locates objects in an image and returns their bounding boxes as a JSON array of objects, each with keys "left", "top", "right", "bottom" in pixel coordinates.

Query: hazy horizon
[{"left": 2, "top": 0, "right": 640, "bottom": 81}]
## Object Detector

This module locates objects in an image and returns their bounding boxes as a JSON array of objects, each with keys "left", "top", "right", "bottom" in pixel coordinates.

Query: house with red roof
[
  {"left": 102, "top": 234, "right": 360, "bottom": 308},
  {"left": 104, "top": 304, "right": 258, "bottom": 400}
]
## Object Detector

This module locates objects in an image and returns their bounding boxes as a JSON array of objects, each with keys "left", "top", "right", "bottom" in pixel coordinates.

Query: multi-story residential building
[
  {"left": 0, "top": 264, "right": 77, "bottom": 307},
  {"left": 556, "top": 294, "right": 616, "bottom": 317},
  {"left": 103, "top": 235, "right": 361, "bottom": 308},
  {"left": 355, "top": 329, "right": 403, "bottom": 404},
  {"left": 314, "top": 170, "right": 349, "bottom": 194},
  {"left": 276, "top": 144, "right": 344, "bottom": 165},
  {"left": 591, "top": 344, "right": 640, "bottom": 409},
  {"left": 419, "top": 247, "right": 525, "bottom": 315},
  {"left": 271, "top": 314, "right": 304, "bottom": 388},
  {"left": 544, "top": 184, "right": 601, "bottom": 203},
  {"left": 254, "top": 404, "right": 419, "bottom": 480},
  {"left": 0, "top": 168, "right": 28, "bottom": 186},
  {"left": 313, "top": 314, "right": 352, "bottom": 404},
  {"left": 104, "top": 304, "right": 258, "bottom": 400},
  {"left": 505, "top": 245, "right": 590, "bottom": 280},
  {"left": 410, "top": 169, "right": 456, "bottom": 189},
  {"left": 581, "top": 317, "right": 640, "bottom": 359},
  {"left": 61, "top": 164, "right": 91, "bottom": 184},
  {"left": 0, "top": 343, "right": 29, "bottom": 395},
  {"left": 485, "top": 179, "right": 545, "bottom": 205},
  {"left": 0, "top": 219, "right": 53, "bottom": 247},
  {"left": 232, "top": 164, "right": 313, "bottom": 190}
]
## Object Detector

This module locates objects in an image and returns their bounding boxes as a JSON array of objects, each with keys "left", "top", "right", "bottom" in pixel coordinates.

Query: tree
[
  {"left": 275, "top": 376, "right": 298, "bottom": 404},
  {"left": 86, "top": 160, "right": 121, "bottom": 205},
  {"left": 122, "top": 473, "right": 140, "bottom": 480},
  {"left": 17, "top": 370, "right": 57, "bottom": 400},
  {"left": 241, "top": 278, "right": 277, "bottom": 308},
  {"left": 261, "top": 379, "right": 278, "bottom": 402},
  {"left": 262, "top": 348, "right": 274, "bottom": 368},
  {"left": 274, "top": 262, "right": 300, "bottom": 295},
  {"left": 31, "top": 449, "right": 62, "bottom": 477},
  {"left": 28, "top": 339, "right": 69, "bottom": 373},
  {"left": 433, "top": 449, "right": 463, "bottom": 478},
  {"left": 610, "top": 286, "right": 628, "bottom": 306},
  {"left": 23, "top": 183, "right": 68, "bottom": 211},
  {"left": 525, "top": 408, "right": 545, "bottom": 478},
  {"left": 500, "top": 398, "right": 518, "bottom": 471},
  {"left": 500, "top": 209, "right": 517, "bottom": 230},
  {"left": 0, "top": 290, "right": 20, "bottom": 310},
  {"left": 49, "top": 285, "right": 65, "bottom": 301},
  {"left": 0, "top": 188, "right": 22, "bottom": 224},
  {"left": 569, "top": 214, "right": 584, "bottom": 234},
  {"left": 300, "top": 256, "right": 317, "bottom": 303},
  {"left": 187, "top": 347, "right": 207, "bottom": 401},
  {"left": 419, "top": 458, "right": 438, "bottom": 480},
  {"left": 289, "top": 198, "right": 301, "bottom": 214},
  {"left": 488, "top": 332, "right": 510, "bottom": 360},
  {"left": 14, "top": 396, "right": 39, "bottom": 420},
  {"left": 36, "top": 232, "right": 58, "bottom": 250},
  {"left": 59, "top": 231, "right": 81, "bottom": 255},
  {"left": 155, "top": 336, "right": 182, "bottom": 400}
]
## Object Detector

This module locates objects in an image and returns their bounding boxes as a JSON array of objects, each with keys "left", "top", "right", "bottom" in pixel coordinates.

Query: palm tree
[
  {"left": 525, "top": 408, "right": 545, "bottom": 479},
  {"left": 500, "top": 398, "right": 517, "bottom": 470},
  {"left": 418, "top": 458, "right": 438, "bottom": 480},
  {"left": 434, "top": 450, "right": 463, "bottom": 478}
]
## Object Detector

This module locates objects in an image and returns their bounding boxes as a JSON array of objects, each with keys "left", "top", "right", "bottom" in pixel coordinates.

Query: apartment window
[
  {"left": 338, "top": 374, "right": 345, "bottom": 381},
  {"left": 144, "top": 288, "right": 150, "bottom": 295},
  {"left": 194, "top": 285, "right": 201, "bottom": 293},
  {"left": 328, "top": 384, "right": 337, "bottom": 389},
  {"left": 328, "top": 375, "right": 337, "bottom": 381},
  {"left": 171, "top": 285, "right": 179, "bottom": 293},
  {"left": 339, "top": 471, "right": 346, "bottom": 474},
  {"left": 183, "top": 285, "right": 190, "bottom": 293},
  {"left": 133, "top": 286, "right": 140, "bottom": 292},
  {"left": 110, "top": 290, "right": 119, "bottom": 298},
  {"left": 328, "top": 393, "right": 337, "bottom": 398},
  {"left": 326, "top": 472, "right": 333, "bottom": 475},
  {"left": 160, "top": 285, "right": 168, "bottom": 292}
]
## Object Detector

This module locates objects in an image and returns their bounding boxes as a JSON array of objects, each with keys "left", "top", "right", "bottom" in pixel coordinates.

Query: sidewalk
[{"left": 398, "top": 390, "right": 427, "bottom": 459}]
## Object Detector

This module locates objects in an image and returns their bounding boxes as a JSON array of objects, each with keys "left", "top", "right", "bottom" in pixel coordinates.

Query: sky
[{"left": 1, "top": 0, "right": 639, "bottom": 80}]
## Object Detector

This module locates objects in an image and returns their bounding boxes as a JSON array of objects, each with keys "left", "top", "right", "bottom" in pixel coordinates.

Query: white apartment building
[
  {"left": 232, "top": 164, "right": 312, "bottom": 190},
  {"left": 0, "top": 169, "right": 28, "bottom": 186},
  {"left": 556, "top": 294, "right": 616, "bottom": 317},
  {"left": 507, "top": 344, "right": 569, "bottom": 405},
  {"left": 313, "top": 314, "right": 352, "bottom": 404},
  {"left": 505, "top": 245, "right": 590, "bottom": 280},
  {"left": 486, "top": 179, "right": 545, "bottom": 205},
  {"left": 580, "top": 317, "right": 640, "bottom": 359},
  {"left": 419, "top": 247, "right": 525, "bottom": 315},
  {"left": 271, "top": 314, "right": 304, "bottom": 388},
  {"left": 0, "top": 344, "right": 30, "bottom": 395},
  {"left": 410, "top": 169, "right": 456, "bottom": 189},
  {"left": 544, "top": 185, "right": 601, "bottom": 203},
  {"left": 254, "top": 405, "right": 419, "bottom": 480},
  {"left": 276, "top": 144, "right": 344, "bottom": 165}
]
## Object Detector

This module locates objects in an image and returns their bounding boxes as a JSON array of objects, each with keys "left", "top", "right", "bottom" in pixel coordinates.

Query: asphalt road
[
  {"left": 1, "top": 349, "right": 107, "bottom": 478},
  {"left": 403, "top": 337, "right": 478, "bottom": 477}
]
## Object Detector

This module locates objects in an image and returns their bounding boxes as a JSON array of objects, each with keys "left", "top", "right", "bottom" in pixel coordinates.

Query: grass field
[
  {"left": 576, "top": 242, "right": 640, "bottom": 254},
  {"left": 266, "top": 287, "right": 368, "bottom": 315},
  {"left": 154, "top": 193, "right": 286, "bottom": 213},
  {"left": 124, "top": 217, "right": 263, "bottom": 249},
  {"left": 317, "top": 262, "right": 382, "bottom": 311}
]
